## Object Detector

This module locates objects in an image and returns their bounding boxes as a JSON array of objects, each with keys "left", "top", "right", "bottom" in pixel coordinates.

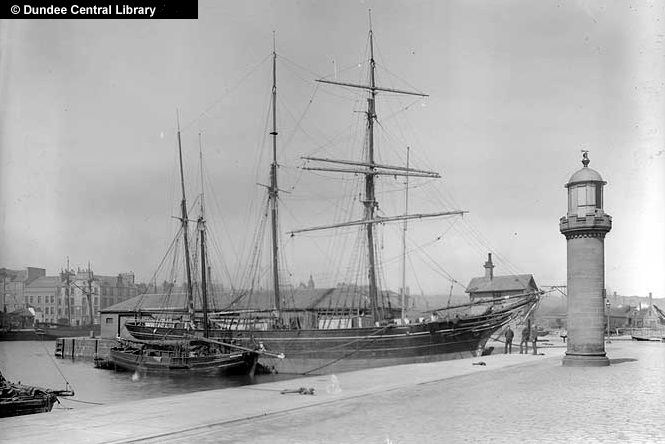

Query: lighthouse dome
[
  {"left": 566, "top": 166, "right": 605, "bottom": 188},
  {"left": 565, "top": 152, "right": 606, "bottom": 188}
]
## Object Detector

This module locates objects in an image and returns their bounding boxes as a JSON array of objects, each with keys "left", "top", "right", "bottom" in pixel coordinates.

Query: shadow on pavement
[{"left": 609, "top": 358, "right": 638, "bottom": 365}]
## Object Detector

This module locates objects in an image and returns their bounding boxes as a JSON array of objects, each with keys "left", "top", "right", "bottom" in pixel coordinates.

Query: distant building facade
[
  {"left": 1, "top": 267, "right": 46, "bottom": 313},
  {"left": 57, "top": 268, "right": 138, "bottom": 326},
  {"left": 3, "top": 265, "right": 138, "bottom": 326},
  {"left": 24, "top": 276, "right": 60, "bottom": 324}
]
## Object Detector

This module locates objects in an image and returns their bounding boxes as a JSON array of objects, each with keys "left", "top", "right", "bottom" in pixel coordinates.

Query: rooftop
[{"left": 466, "top": 274, "right": 538, "bottom": 294}]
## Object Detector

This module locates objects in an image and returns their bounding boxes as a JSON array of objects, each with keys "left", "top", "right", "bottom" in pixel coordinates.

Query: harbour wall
[{"left": 55, "top": 337, "right": 118, "bottom": 360}]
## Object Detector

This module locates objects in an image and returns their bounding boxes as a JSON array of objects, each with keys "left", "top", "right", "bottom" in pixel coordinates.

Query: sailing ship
[
  {"left": 0, "top": 371, "right": 74, "bottom": 418},
  {"left": 109, "top": 119, "right": 274, "bottom": 375},
  {"left": 125, "top": 19, "right": 540, "bottom": 375}
]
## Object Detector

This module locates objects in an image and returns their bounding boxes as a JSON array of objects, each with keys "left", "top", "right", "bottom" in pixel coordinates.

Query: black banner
[{"left": 5, "top": 0, "right": 198, "bottom": 19}]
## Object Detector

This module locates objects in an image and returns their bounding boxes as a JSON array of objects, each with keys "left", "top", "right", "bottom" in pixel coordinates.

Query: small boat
[
  {"left": 109, "top": 337, "right": 257, "bottom": 374},
  {"left": 35, "top": 323, "right": 100, "bottom": 340},
  {"left": 0, "top": 372, "right": 74, "bottom": 418},
  {"left": 631, "top": 335, "right": 663, "bottom": 342}
]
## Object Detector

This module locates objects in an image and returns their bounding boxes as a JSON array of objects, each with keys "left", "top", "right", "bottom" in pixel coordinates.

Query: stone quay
[{"left": 2, "top": 336, "right": 663, "bottom": 443}]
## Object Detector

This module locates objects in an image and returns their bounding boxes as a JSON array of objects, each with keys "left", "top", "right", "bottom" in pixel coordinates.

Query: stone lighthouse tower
[{"left": 560, "top": 151, "right": 612, "bottom": 367}]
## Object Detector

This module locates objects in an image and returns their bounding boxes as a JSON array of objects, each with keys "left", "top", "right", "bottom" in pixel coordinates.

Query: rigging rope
[
  {"left": 180, "top": 53, "right": 272, "bottom": 133},
  {"left": 132, "top": 227, "right": 183, "bottom": 312}
]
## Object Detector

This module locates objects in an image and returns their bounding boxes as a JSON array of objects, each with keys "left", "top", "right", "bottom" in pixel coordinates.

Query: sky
[{"left": 1, "top": 0, "right": 663, "bottom": 299}]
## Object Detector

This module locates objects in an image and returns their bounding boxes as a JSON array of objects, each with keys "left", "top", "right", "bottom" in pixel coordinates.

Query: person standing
[
  {"left": 504, "top": 326, "right": 514, "bottom": 354},
  {"left": 519, "top": 325, "right": 530, "bottom": 354},
  {"left": 531, "top": 325, "right": 539, "bottom": 355}
]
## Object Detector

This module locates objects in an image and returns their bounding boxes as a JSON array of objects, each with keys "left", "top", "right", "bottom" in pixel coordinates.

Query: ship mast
[
  {"left": 365, "top": 16, "right": 380, "bottom": 322},
  {"left": 86, "top": 261, "right": 94, "bottom": 326},
  {"left": 269, "top": 34, "right": 281, "bottom": 314},
  {"left": 401, "top": 147, "right": 410, "bottom": 321},
  {"left": 293, "top": 12, "right": 466, "bottom": 324},
  {"left": 176, "top": 113, "right": 195, "bottom": 322},
  {"left": 198, "top": 134, "right": 209, "bottom": 338},
  {"left": 66, "top": 256, "right": 71, "bottom": 326}
]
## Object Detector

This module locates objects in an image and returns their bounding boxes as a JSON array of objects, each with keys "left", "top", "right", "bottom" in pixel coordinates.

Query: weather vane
[{"left": 581, "top": 149, "right": 590, "bottom": 167}]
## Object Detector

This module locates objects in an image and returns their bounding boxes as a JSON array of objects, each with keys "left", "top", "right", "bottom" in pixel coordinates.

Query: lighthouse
[{"left": 560, "top": 152, "right": 612, "bottom": 366}]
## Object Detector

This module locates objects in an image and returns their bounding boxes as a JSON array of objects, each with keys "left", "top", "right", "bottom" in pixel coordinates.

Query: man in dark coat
[
  {"left": 504, "top": 326, "right": 514, "bottom": 354},
  {"left": 519, "top": 325, "right": 530, "bottom": 354},
  {"left": 531, "top": 325, "right": 539, "bottom": 355}
]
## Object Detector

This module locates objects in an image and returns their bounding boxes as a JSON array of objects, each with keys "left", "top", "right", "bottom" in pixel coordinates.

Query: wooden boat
[
  {"left": 631, "top": 335, "right": 663, "bottom": 342},
  {"left": 0, "top": 372, "right": 74, "bottom": 418},
  {"left": 35, "top": 323, "right": 100, "bottom": 340},
  {"left": 125, "top": 17, "right": 540, "bottom": 375},
  {"left": 109, "top": 337, "right": 254, "bottom": 374}
]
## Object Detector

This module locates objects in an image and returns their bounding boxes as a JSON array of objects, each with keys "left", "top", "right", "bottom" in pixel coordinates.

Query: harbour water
[{"left": 0, "top": 340, "right": 300, "bottom": 413}]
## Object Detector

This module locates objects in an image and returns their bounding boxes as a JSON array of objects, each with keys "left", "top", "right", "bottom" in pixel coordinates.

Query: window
[
  {"left": 577, "top": 186, "right": 586, "bottom": 206},
  {"left": 105, "top": 317, "right": 114, "bottom": 324},
  {"left": 574, "top": 184, "right": 598, "bottom": 217}
]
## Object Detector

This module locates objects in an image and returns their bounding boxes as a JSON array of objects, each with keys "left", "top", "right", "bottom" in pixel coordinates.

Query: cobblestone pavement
[{"left": 156, "top": 340, "right": 664, "bottom": 444}]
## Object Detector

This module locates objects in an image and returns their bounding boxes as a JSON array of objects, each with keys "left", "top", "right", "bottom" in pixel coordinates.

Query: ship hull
[
  {"left": 0, "top": 394, "right": 57, "bottom": 418},
  {"left": 0, "top": 381, "right": 71, "bottom": 418},
  {"left": 0, "top": 328, "right": 42, "bottom": 341},
  {"left": 109, "top": 350, "right": 250, "bottom": 374},
  {"left": 36, "top": 324, "right": 101, "bottom": 340},
  {"left": 108, "top": 341, "right": 253, "bottom": 375},
  {"left": 247, "top": 322, "right": 493, "bottom": 375},
  {"left": 125, "top": 308, "right": 516, "bottom": 375}
]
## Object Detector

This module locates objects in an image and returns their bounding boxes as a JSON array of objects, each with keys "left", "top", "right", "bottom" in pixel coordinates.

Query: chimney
[
  {"left": 649, "top": 292, "right": 653, "bottom": 308},
  {"left": 484, "top": 253, "right": 494, "bottom": 280}
]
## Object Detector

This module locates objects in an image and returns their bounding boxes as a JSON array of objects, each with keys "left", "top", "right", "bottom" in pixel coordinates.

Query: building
[
  {"left": 1, "top": 267, "right": 45, "bottom": 313},
  {"left": 24, "top": 276, "right": 60, "bottom": 324},
  {"left": 465, "top": 253, "right": 539, "bottom": 300}
]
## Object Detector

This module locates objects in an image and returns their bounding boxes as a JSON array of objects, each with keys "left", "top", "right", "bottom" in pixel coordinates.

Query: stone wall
[{"left": 55, "top": 337, "right": 118, "bottom": 359}]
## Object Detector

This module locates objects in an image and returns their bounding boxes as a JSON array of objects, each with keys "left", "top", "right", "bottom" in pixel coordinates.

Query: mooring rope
[
  {"left": 61, "top": 397, "right": 104, "bottom": 405},
  {"left": 38, "top": 339, "right": 73, "bottom": 392}
]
